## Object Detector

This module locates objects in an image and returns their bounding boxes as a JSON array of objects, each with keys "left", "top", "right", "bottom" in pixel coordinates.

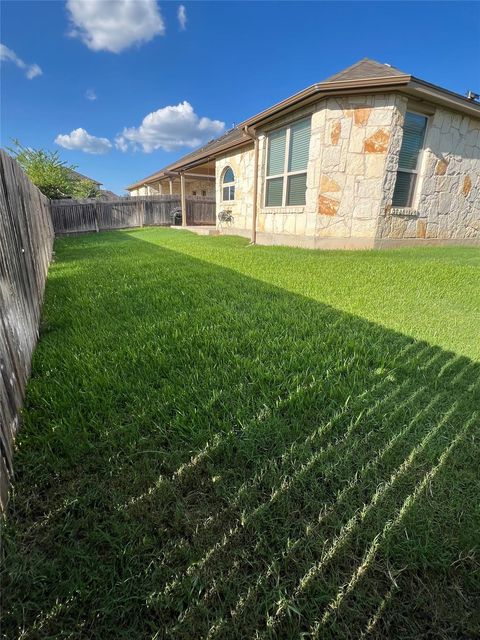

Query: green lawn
[{"left": 2, "top": 228, "right": 479, "bottom": 639}]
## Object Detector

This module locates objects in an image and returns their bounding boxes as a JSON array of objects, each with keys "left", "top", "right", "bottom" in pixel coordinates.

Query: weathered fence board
[
  {"left": 0, "top": 149, "right": 54, "bottom": 511},
  {"left": 51, "top": 195, "right": 216, "bottom": 234}
]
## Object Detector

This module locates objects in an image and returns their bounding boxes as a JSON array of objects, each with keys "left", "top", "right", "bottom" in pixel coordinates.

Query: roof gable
[{"left": 323, "top": 58, "right": 409, "bottom": 83}]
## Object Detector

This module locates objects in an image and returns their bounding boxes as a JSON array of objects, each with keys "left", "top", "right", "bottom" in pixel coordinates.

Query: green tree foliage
[{"left": 8, "top": 140, "right": 100, "bottom": 200}]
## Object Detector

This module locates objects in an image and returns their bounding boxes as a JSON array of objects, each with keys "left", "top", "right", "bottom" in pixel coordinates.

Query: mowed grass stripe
[{"left": 2, "top": 229, "right": 479, "bottom": 640}]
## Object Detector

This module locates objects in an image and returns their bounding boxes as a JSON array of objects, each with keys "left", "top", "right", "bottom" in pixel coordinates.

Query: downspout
[{"left": 243, "top": 125, "right": 259, "bottom": 244}]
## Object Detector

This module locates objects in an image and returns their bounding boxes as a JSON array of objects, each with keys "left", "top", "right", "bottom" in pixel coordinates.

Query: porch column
[
  {"left": 180, "top": 173, "right": 187, "bottom": 227},
  {"left": 169, "top": 178, "right": 173, "bottom": 195}
]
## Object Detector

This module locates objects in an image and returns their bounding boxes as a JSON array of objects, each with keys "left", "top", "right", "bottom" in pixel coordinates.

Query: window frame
[
  {"left": 392, "top": 110, "right": 429, "bottom": 209},
  {"left": 264, "top": 117, "right": 311, "bottom": 208},
  {"left": 221, "top": 166, "right": 235, "bottom": 202}
]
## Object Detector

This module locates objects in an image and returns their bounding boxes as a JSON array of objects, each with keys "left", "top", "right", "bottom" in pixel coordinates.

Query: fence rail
[
  {"left": 0, "top": 150, "right": 54, "bottom": 510},
  {"left": 50, "top": 195, "right": 216, "bottom": 235}
]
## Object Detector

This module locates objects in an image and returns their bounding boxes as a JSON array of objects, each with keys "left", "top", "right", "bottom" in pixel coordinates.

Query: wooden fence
[
  {"left": 0, "top": 150, "right": 54, "bottom": 511},
  {"left": 50, "top": 195, "right": 216, "bottom": 235}
]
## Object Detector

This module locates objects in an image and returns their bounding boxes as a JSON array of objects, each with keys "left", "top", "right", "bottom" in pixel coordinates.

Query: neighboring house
[
  {"left": 127, "top": 59, "right": 480, "bottom": 248},
  {"left": 68, "top": 169, "right": 102, "bottom": 189},
  {"left": 68, "top": 170, "right": 118, "bottom": 200}
]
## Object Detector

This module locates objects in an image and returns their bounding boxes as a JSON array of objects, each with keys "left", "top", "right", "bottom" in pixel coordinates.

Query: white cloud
[
  {"left": 85, "top": 88, "right": 97, "bottom": 101},
  {"left": 178, "top": 5, "right": 187, "bottom": 30},
  {"left": 55, "top": 128, "right": 112, "bottom": 154},
  {"left": 66, "top": 0, "right": 165, "bottom": 53},
  {"left": 115, "top": 101, "right": 225, "bottom": 153},
  {"left": 0, "top": 44, "right": 42, "bottom": 79}
]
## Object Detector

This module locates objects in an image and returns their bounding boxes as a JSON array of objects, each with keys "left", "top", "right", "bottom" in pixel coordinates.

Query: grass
[{"left": 1, "top": 227, "right": 479, "bottom": 639}]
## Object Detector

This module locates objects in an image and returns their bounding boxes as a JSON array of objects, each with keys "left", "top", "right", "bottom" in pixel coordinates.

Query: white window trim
[
  {"left": 393, "top": 110, "right": 430, "bottom": 210},
  {"left": 264, "top": 118, "right": 310, "bottom": 208},
  {"left": 221, "top": 166, "right": 235, "bottom": 202}
]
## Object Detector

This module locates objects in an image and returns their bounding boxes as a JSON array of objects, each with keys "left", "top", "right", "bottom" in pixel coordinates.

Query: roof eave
[
  {"left": 405, "top": 77, "right": 480, "bottom": 118},
  {"left": 240, "top": 75, "right": 412, "bottom": 128}
]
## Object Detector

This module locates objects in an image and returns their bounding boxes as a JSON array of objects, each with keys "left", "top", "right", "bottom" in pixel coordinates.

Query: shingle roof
[
  {"left": 68, "top": 169, "right": 102, "bottom": 186},
  {"left": 323, "top": 58, "right": 409, "bottom": 83},
  {"left": 127, "top": 126, "right": 250, "bottom": 190}
]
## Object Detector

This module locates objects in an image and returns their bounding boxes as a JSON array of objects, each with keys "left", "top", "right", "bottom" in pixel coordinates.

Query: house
[
  {"left": 68, "top": 169, "right": 102, "bottom": 189},
  {"left": 127, "top": 59, "right": 480, "bottom": 248},
  {"left": 68, "top": 169, "right": 118, "bottom": 199}
]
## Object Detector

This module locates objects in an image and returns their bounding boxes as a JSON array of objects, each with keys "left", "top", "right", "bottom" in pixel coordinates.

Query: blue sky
[{"left": 2, "top": 1, "right": 479, "bottom": 195}]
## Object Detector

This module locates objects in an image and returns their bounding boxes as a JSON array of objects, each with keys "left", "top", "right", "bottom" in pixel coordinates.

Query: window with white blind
[
  {"left": 222, "top": 167, "right": 235, "bottom": 201},
  {"left": 392, "top": 112, "right": 428, "bottom": 208},
  {"left": 265, "top": 118, "right": 311, "bottom": 207}
]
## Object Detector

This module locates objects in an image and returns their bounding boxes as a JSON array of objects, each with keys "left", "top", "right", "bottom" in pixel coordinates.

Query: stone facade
[
  {"left": 378, "top": 106, "right": 480, "bottom": 243},
  {"left": 216, "top": 146, "right": 255, "bottom": 230},
  {"left": 214, "top": 93, "right": 480, "bottom": 248}
]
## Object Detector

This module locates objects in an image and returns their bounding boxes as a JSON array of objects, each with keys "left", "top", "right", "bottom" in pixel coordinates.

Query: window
[
  {"left": 222, "top": 167, "right": 235, "bottom": 201},
  {"left": 202, "top": 190, "right": 206, "bottom": 196},
  {"left": 192, "top": 190, "right": 197, "bottom": 196},
  {"left": 265, "top": 118, "right": 311, "bottom": 207},
  {"left": 392, "top": 112, "right": 428, "bottom": 208}
]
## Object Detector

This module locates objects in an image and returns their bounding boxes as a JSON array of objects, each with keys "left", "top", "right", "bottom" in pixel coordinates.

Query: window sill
[
  {"left": 260, "top": 206, "right": 305, "bottom": 215},
  {"left": 389, "top": 207, "right": 419, "bottom": 217}
]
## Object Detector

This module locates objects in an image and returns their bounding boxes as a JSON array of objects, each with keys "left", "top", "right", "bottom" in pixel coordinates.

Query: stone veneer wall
[
  {"left": 216, "top": 145, "right": 255, "bottom": 231},
  {"left": 378, "top": 106, "right": 480, "bottom": 243},
  {"left": 216, "top": 93, "right": 408, "bottom": 247}
]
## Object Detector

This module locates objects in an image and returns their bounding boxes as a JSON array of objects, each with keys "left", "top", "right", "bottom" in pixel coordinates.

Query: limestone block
[
  {"left": 365, "top": 154, "right": 387, "bottom": 178},
  {"left": 426, "top": 222, "right": 439, "bottom": 238},
  {"left": 264, "top": 215, "right": 274, "bottom": 234},
  {"left": 363, "top": 129, "right": 390, "bottom": 153},
  {"left": 274, "top": 214, "right": 285, "bottom": 235},
  {"left": 284, "top": 214, "right": 296, "bottom": 235},
  {"left": 318, "top": 194, "right": 340, "bottom": 216},
  {"left": 330, "top": 121, "right": 341, "bottom": 145},
  {"left": 346, "top": 153, "right": 365, "bottom": 176},
  {"left": 352, "top": 199, "right": 375, "bottom": 220},
  {"left": 351, "top": 217, "right": 377, "bottom": 237},
  {"left": 356, "top": 178, "right": 381, "bottom": 199},
  {"left": 438, "top": 191, "right": 453, "bottom": 214},
  {"left": 435, "top": 158, "right": 449, "bottom": 175},
  {"left": 349, "top": 126, "right": 366, "bottom": 153},
  {"left": 462, "top": 175, "right": 472, "bottom": 196},
  {"left": 320, "top": 174, "right": 342, "bottom": 193},
  {"left": 368, "top": 108, "right": 394, "bottom": 127},
  {"left": 416, "top": 219, "right": 427, "bottom": 238},
  {"left": 322, "top": 147, "right": 342, "bottom": 170}
]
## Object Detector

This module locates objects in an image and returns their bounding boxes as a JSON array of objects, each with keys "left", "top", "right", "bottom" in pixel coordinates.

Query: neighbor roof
[
  {"left": 69, "top": 169, "right": 102, "bottom": 187},
  {"left": 127, "top": 58, "right": 480, "bottom": 190}
]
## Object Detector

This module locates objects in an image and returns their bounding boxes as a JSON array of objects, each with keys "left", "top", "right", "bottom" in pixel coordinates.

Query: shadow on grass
[{"left": 2, "top": 230, "right": 479, "bottom": 640}]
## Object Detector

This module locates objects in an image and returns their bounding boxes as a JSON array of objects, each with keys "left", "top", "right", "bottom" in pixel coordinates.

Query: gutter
[{"left": 243, "top": 125, "right": 259, "bottom": 244}]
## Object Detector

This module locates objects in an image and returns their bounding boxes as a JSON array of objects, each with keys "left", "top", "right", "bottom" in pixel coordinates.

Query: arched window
[{"left": 222, "top": 167, "right": 235, "bottom": 201}]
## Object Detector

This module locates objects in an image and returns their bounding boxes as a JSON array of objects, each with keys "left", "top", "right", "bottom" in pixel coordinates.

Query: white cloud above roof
[
  {"left": 178, "top": 5, "right": 187, "bottom": 30},
  {"left": 85, "top": 88, "right": 97, "bottom": 101},
  {"left": 55, "top": 128, "right": 112, "bottom": 154},
  {"left": 115, "top": 101, "right": 225, "bottom": 153},
  {"left": 66, "top": 0, "right": 165, "bottom": 53},
  {"left": 0, "top": 44, "right": 42, "bottom": 79}
]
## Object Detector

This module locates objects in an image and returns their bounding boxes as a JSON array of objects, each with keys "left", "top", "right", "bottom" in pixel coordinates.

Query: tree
[{"left": 8, "top": 140, "right": 100, "bottom": 200}]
